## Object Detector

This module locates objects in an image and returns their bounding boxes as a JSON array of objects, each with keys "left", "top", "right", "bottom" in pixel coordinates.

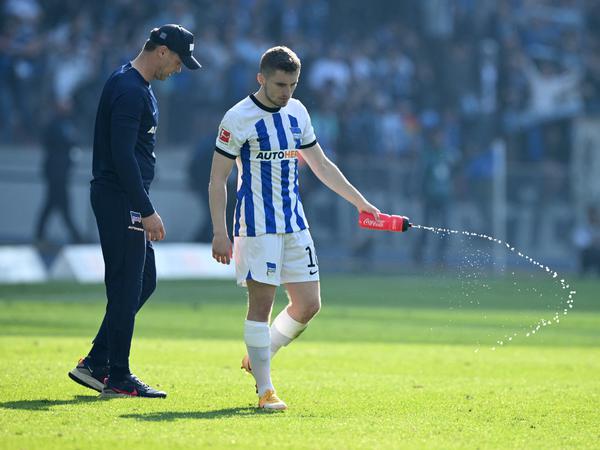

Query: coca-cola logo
[{"left": 362, "top": 218, "right": 383, "bottom": 227}]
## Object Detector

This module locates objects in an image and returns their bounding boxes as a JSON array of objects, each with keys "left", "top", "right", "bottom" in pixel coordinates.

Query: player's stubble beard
[{"left": 263, "top": 84, "right": 289, "bottom": 108}]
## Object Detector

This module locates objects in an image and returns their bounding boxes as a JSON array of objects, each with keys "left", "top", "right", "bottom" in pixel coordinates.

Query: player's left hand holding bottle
[{"left": 355, "top": 199, "right": 381, "bottom": 222}]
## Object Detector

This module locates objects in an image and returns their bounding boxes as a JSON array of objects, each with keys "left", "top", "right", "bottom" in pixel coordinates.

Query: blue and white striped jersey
[{"left": 215, "top": 94, "right": 317, "bottom": 237}]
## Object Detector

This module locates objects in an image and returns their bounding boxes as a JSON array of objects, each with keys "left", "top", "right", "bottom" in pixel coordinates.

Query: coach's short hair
[
  {"left": 260, "top": 46, "right": 301, "bottom": 75},
  {"left": 143, "top": 39, "right": 159, "bottom": 52}
]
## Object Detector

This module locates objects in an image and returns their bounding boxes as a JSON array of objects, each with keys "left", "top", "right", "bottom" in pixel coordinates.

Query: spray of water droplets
[{"left": 411, "top": 224, "right": 576, "bottom": 349}]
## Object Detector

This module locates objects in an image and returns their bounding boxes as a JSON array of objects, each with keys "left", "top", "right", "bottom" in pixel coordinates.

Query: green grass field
[{"left": 0, "top": 274, "right": 599, "bottom": 449}]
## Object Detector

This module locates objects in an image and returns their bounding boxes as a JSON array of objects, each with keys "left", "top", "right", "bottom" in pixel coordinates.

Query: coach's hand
[
  {"left": 142, "top": 212, "right": 166, "bottom": 241},
  {"left": 212, "top": 233, "right": 232, "bottom": 265}
]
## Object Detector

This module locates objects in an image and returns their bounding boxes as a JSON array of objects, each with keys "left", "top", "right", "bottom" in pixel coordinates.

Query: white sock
[
  {"left": 244, "top": 320, "right": 273, "bottom": 396},
  {"left": 270, "top": 308, "right": 308, "bottom": 357}
]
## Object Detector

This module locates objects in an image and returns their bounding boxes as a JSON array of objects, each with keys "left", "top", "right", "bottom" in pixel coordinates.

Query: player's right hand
[
  {"left": 212, "top": 233, "right": 232, "bottom": 265},
  {"left": 142, "top": 212, "right": 166, "bottom": 241}
]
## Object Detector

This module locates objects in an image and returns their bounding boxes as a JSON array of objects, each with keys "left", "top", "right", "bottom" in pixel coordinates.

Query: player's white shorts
[{"left": 233, "top": 229, "right": 320, "bottom": 287}]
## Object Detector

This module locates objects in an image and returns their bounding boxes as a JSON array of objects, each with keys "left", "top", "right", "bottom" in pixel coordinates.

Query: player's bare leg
[
  {"left": 270, "top": 281, "right": 321, "bottom": 357},
  {"left": 245, "top": 280, "right": 286, "bottom": 410}
]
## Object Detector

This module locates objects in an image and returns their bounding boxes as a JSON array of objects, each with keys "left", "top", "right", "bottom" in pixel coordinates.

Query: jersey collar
[{"left": 250, "top": 94, "right": 281, "bottom": 113}]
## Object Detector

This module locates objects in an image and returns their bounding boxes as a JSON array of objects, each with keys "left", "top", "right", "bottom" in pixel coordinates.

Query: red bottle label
[{"left": 359, "top": 212, "right": 409, "bottom": 232}]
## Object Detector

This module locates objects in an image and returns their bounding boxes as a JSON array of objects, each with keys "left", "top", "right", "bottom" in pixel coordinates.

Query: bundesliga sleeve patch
[{"left": 218, "top": 128, "right": 231, "bottom": 144}]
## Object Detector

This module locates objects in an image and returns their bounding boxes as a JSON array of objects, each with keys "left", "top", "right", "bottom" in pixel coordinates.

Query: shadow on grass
[
  {"left": 0, "top": 395, "right": 98, "bottom": 411},
  {"left": 121, "top": 406, "right": 281, "bottom": 421}
]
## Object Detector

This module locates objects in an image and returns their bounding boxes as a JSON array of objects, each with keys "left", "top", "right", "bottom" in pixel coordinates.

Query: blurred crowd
[
  {"left": 1, "top": 0, "right": 598, "bottom": 152},
  {"left": 1, "top": 0, "right": 600, "bottom": 268}
]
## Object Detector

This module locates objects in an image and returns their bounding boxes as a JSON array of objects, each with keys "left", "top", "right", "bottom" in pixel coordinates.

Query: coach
[{"left": 68, "top": 24, "right": 200, "bottom": 398}]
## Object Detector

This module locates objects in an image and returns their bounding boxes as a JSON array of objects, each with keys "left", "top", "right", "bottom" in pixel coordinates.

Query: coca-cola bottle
[{"left": 358, "top": 212, "right": 410, "bottom": 232}]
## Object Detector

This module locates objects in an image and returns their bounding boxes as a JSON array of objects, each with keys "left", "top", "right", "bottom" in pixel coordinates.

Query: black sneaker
[
  {"left": 100, "top": 373, "right": 167, "bottom": 398},
  {"left": 68, "top": 357, "right": 108, "bottom": 392}
]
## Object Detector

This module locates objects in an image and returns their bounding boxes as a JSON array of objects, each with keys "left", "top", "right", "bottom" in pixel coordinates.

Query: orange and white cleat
[
  {"left": 241, "top": 355, "right": 258, "bottom": 393},
  {"left": 258, "top": 389, "right": 287, "bottom": 410},
  {"left": 241, "top": 354, "right": 252, "bottom": 373}
]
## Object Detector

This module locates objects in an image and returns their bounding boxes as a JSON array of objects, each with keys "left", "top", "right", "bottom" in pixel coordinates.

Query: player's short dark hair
[
  {"left": 143, "top": 39, "right": 159, "bottom": 52},
  {"left": 260, "top": 46, "right": 301, "bottom": 75}
]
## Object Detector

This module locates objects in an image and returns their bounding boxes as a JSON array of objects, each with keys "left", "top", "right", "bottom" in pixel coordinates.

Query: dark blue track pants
[{"left": 88, "top": 183, "right": 156, "bottom": 372}]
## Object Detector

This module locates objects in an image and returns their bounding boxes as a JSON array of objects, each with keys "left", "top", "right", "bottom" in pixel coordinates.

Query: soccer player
[
  {"left": 68, "top": 24, "right": 200, "bottom": 398},
  {"left": 209, "top": 46, "right": 380, "bottom": 410}
]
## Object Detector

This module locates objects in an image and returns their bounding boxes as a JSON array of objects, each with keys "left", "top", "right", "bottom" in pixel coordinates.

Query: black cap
[{"left": 149, "top": 24, "right": 201, "bottom": 70}]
